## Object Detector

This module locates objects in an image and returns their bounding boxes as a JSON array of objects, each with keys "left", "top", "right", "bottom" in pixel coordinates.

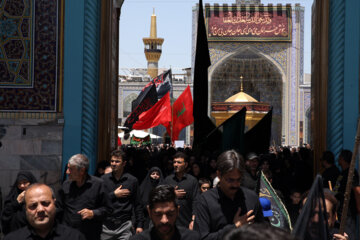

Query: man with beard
[
  {"left": 164, "top": 151, "right": 200, "bottom": 229},
  {"left": 241, "top": 152, "right": 259, "bottom": 191},
  {"left": 130, "top": 185, "right": 200, "bottom": 240},
  {"left": 5, "top": 183, "right": 85, "bottom": 240},
  {"left": 194, "top": 150, "right": 265, "bottom": 240},
  {"left": 101, "top": 149, "right": 144, "bottom": 239}
]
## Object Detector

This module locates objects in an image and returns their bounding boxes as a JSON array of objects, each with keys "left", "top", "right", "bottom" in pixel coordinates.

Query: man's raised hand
[{"left": 233, "top": 208, "right": 255, "bottom": 228}]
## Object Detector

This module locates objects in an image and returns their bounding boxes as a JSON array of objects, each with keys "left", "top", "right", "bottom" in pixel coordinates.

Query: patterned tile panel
[
  {"left": 0, "top": 0, "right": 32, "bottom": 87},
  {"left": 0, "top": 0, "right": 59, "bottom": 112},
  {"left": 289, "top": 8, "right": 297, "bottom": 145}
]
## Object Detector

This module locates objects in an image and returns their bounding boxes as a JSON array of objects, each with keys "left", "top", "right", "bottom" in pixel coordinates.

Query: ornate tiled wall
[
  {"left": 0, "top": 0, "right": 59, "bottom": 112},
  {"left": 288, "top": 7, "right": 298, "bottom": 145},
  {"left": 192, "top": 4, "right": 305, "bottom": 146},
  {"left": 299, "top": 86, "right": 311, "bottom": 144},
  {"left": 209, "top": 47, "right": 284, "bottom": 144},
  {"left": 0, "top": 0, "right": 62, "bottom": 203}
]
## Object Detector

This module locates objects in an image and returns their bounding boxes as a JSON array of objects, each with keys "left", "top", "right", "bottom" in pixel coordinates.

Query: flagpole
[
  {"left": 339, "top": 118, "right": 360, "bottom": 235},
  {"left": 169, "top": 67, "right": 173, "bottom": 99},
  {"left": 170, "top": 67, "right": 174, "bottom": 145},
  {"left": 171, "top": 96, "right": 174, "bottom": 145}
]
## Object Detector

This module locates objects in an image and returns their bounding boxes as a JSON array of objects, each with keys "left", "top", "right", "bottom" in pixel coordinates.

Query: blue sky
[{"left": 119, "top": 0, "right": 313, "bottom": 74}]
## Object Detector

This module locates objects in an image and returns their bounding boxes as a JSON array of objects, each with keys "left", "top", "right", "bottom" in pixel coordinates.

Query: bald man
[{"left": 4, "top": 183, "right": 85, "bottom": 240}]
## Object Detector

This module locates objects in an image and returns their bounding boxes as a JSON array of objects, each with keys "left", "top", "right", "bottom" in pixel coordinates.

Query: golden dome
[
  {"left": 225, "top": 91, "right": 258, "bottom": 103},
  {"left": 225, "top": 76, "right": 258, "bottom": 103}
]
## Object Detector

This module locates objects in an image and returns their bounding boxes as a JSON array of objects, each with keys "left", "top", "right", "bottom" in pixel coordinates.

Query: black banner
[
  {"left": 132, "top": 70, "right": 172, "bottom": 111},
  {"left": 124, "top": 84, "right": 158, "bottom": 129}
]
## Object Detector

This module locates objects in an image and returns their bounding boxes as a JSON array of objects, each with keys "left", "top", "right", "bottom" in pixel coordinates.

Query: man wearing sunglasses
[{"left": 193, "top": 150, "right": 265, "bottom": 240}]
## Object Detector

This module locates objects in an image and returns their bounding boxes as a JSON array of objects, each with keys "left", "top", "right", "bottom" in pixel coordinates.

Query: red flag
[
  {"left": 167, "top": 86, "right": 194, "bottom": 142},
  {"left": 132, "top": 92, "right": 171, "bottom": 130}
]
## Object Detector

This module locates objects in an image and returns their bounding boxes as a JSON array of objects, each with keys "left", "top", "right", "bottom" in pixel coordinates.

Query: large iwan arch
[{"left": 209, "top": 46, "right": 286, "bottom": 145}]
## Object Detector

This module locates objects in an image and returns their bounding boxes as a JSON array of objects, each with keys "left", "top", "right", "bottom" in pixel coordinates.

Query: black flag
[
  {"left": 193, "top": 0, "right": 212, "bottom": 148},
  {"left": 244, "top": 108, "right": 273, "bottom": 155},
  {"left": 132, "top": 70, "right": 172, "bottom": 111},
  {"left": 222, "top": 107, "right": 246, "bottom": 153},
  {"left": 196, "top": 116, "right": 222, "bottom": 154},
  {"left": 292, "top": 175, "right": 331, "bottom": 240},
  {"left": 198, "top": 108, "right": 246, "bottom": 155},
  {"left": 124, "top": 84, "right": 158, "bottom": 130},
  {"left": 154, "top": 69, "right": 172, "bottom": 99}
]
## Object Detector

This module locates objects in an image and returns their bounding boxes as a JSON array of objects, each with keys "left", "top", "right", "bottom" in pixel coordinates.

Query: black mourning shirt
[
  {"left": 57, "top": 175, "right": 109, "bottom": 240},
  {"left": 3, "top": 223, "right": 86, "bottom": 240},
  {"left": 129, "top": 226, "right": 200, "bottom": 240},
  {"left": 334, "top": 168, "right": 359, "bottom": 219},
  {"left": 101, "top": 172, "right": 144, "bottom": 229},
  {"left": 164, "top": 173, "right": 200, "bottom": 228},
  {"left": 322, "top": 165, "right": 340, "bottom": 189},
  {"left": 194, "top": 186, "right": 265, "bottom": 240}
]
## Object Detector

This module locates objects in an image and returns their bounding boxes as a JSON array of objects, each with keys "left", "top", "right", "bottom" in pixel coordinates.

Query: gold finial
[
  {"left": 240, "top": 76, "right": 244, "bottom": 92},
  {"left": 150, "top": 9, "right": 157, "bottom": 38}
]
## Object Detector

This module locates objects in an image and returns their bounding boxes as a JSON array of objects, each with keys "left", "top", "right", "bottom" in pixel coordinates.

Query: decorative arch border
[
  {"left": 208, "top": 42, "right": 289, "bottom": 74},
  {"left": 209, "top": 45, "right": 287, "bottom": 82},
  {"left": 123, "top": 93, "right": 139, "bottom": 114}
]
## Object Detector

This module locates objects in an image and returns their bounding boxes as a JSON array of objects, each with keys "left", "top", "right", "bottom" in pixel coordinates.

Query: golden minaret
[{"left": 143, "top": 9, "right": 164, "bottom": 79}]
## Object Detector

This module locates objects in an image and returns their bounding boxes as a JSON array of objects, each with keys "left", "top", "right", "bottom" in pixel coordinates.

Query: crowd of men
[{"left": 0, "top": 144, "right": 358, "bottom": 240}]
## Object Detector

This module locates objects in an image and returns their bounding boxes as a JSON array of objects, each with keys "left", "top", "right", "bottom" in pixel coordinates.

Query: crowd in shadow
[{"left": 0, "top": 143, "right": 358, "bottom": 240}]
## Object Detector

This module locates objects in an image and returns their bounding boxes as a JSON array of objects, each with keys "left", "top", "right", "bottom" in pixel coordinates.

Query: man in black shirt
[
  {"left": 164, "top": 152, "right": 200, "bottom": 229},
  {"left": 241, "top": 152, "right": 259, "bottom": 191},
  {"left": 57, "top": 154, "right": 109, "bottom": 240},
  {"left": 320, "top": 150, "right": 340, "bottom": 189},
  {"left": 5, "top": 183, "right": 85, "bottom": 240},
  {"left": 130, "top": 185, "right": 200, "bottom": 240},
  {"left": 194, "top": 150, "right": 265, "bottom": 240},
  {"left": 101, "top": 149, "right": 144, "bottom": 239}
]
